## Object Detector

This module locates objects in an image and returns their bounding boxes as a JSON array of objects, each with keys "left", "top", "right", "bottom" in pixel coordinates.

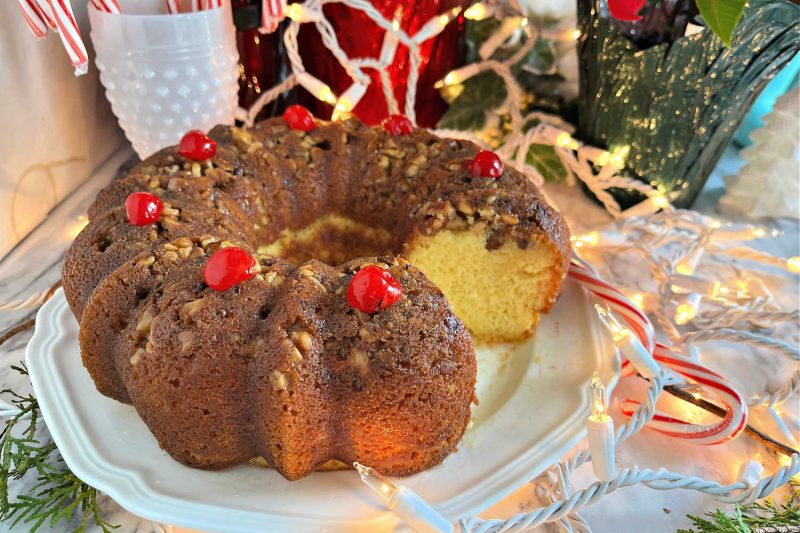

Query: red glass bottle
[
  {"left": 297, "top": 1, "right": 469, "bottom": 127},
  {"left": 231, "top": 0, "right": 292, "bottom": 120}
]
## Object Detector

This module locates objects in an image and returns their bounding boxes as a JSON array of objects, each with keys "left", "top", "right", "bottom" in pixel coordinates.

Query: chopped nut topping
[
  {"left": 292, "top": 331, "right": 313, "bottom": 353},
  {"left": 181, "top": 298, "right": 205, "bottom": 323},
  {"left": 178, "top": 331, "right": 195, "bottom": 353},
  {"left": 136, "top": 309, "right": 154, "bottom": 334},
  {"left": 130, "top": 348, "right": 145, "bottom": 366},
  {"left": 191, "top": 162, "right": 202, "bottom": 177},
  {"left": 163, "top": 250, "right": 179, "bottom": 262},
  {"left": 137, "top": 256, "right": 156, "bottom": 268},
  {"left": 350, "top": 349, "right": 368, "bottom": 373},
  {"left": 500, "top": 213, "right": 520, "bottom": 225},
  {"left": 456, "top": 200, "right": 475, "bottom": 215},
  {"left": 173, "top": 237, "right": 193, "bottom": 248},
  {"left": 270, "top": 370, "right": 288, "bottom": 391}
]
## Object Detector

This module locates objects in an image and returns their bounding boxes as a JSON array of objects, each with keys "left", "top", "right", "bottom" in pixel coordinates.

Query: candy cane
[
  {"left": 620, "top": 344, "right": 748, "bottom": 444},
  {"left": 260, "top": 0, "right": 286, "bottom": 34},
  {"left": 46, "top": 0, "right": 88, "bottom": 75},
  {"left": 568, "top": 259, "right": 748, "bottom": 444},
  {"left": 16, "top": 0, "right": 48, "bottom": 38},
  {"left": 33, "top": 0, "right": 58, "bottom": 30},
  {"left": 165, "top": 0, "right": 180, "bottom": 13},
  {"left": 90, "top": 0, "right": 120, "bottom": 14},
  {"left": 570, "top": 260, "right": 653, "bottom": 379}
]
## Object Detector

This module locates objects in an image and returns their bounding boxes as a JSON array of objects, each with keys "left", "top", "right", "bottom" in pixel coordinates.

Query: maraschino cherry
[
  {"left": 282, "top": 105, "right": 316, "bottom": 132},
  {"left": 382, "top": 114, "right": 413, "bottom": 136},
  {"left": 468, "top": 150, "right": 504, "bottom": 178},
  {"left": 178, "top": 130, "right": 217, "bottom": 160},
  {"left": 125, "top": 192, "right": 164, "bottom": 226},
  {"left": 346, "top": 265, "right": 403, "bottom": 313},
  {"left": 203, "top": 247, "right": 256, "bottom": 291}
]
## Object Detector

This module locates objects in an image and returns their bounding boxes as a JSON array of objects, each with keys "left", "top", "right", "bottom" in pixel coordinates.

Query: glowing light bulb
[
  {"left": 630, "top": 293, "right": 645, "bottom": 309},
  {"left": 788, "top": 256, "right": 800, "bottom": 273},
  {"left": 674, "top": 293, "right": 701, "bottom": 326},
  {"left": 296, "top": 72, "right": 337, "bottom": 105},
  {"left": 434, "top": 63, "right": 480, "bottom": 90},
  {"left": 608, "top": 145, "right": 630, "bottom": 167},
  {"left": 596, "top": 151, "right": 611, "bottom": 166},
  {"left": 556, "top": 131, "right": 580, "bottom": 150},
  {"left": 594, "top": 305, "right": 627, "bottom": 343},
  {"left": 595, "top": 305, "right": 660, "bottom": 378},
  {"left": 285, "top": 3, "right": 320, "bottom": 22},
  {"left": 463, "top": 3, "right": 488, "bottom": 20},
  {"left": 652, "top": 195, "right": 669, "bottom": 209},
  {"left": 354, "top": 462, "right": 397, "bottom": 503},
  {"left": 571, "top": 28, "right": 582, "bottom": 40},
  {"left": 354, "top": 462, "right": 454, "bottom": 532},
  {"left": 675, "top": 263, "right": 694, "bottom": 276},
  {"left": 331, "top": 83, "right": 368, "bottom": 121},
  {"left": 571, "top": 231, "right": 600, "bottom": 248},
  {"left": 590, "top": 371, "right": 609, "bottom": 421}
]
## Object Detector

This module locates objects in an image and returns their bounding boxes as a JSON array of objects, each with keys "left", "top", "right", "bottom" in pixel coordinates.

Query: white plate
[{"left": 27, "top": 281, "right": 619, "bottom": 532}]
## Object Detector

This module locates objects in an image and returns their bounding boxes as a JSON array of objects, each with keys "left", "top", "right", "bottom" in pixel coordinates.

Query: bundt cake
[{"left": 62, "top": 108, "right": 570, "bottom": 480}]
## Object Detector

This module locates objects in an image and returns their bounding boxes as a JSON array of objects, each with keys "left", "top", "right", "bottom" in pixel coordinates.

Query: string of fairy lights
[{"left": 1, "top": 1, "right": 799, "bottom": 532}]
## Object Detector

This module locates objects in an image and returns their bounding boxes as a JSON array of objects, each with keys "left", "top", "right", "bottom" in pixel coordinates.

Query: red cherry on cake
[
  {"left": 346, "top": 265, "right": 403, "bottom": 313},
  {"left": 282, "top": 105, "right": 316, "bottom": 132},
  {"left": 468, "top": 150, "right": 504, "bottom": 178},
  {"left": 382, "top": 114, "right": 413, "bottom": 136},
  {"left": 203, "top": 247, "right": 257, "bottom": 292},
  {"left": 178, "top": 130, "right": 217, "bottom": 160},
  {"left": 125, "top": 192, "right": 164, "bottom": 226}
]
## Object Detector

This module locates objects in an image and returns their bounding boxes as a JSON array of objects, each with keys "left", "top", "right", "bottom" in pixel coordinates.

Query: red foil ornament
[{"left": 298, "top": 1, "right": 470, "bottom": 127}]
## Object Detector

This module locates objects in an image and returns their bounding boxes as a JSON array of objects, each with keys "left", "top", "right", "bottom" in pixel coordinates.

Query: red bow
[{"left": 609, "top": 0, "right": 647, "bottom": 21}]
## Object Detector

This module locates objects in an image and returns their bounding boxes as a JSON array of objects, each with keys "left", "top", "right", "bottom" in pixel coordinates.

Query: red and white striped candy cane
[
  {"left": 17, "top": 0, "right": 48, "bottom": 38},
  {"left": 620, "top": 344, "right": 748, "bottom": 444},
  {"left": 46, "top": 0, "right": 88, "bottom": 75},
  {"left": 165, "top": 0, "right": 180, "bottom": 13},
  {"left": 260, "top": 0, "right": 287, "bottom": 34},
  {"left": 90, "top": 0, "right": 120, "bottom": 14},
  {"left": 33, "top": 0, "right": 58, "bottom": 30},
  {"left": 568, "top": 259, "right": 748, "bottom": 444}
]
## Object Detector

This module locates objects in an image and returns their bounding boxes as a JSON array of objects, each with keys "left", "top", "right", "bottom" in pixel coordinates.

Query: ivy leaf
[
  {"left": 526, "top": 144, "right": 567, "bottom": 183},
  {"left": 437, "top": 72, "right": 507, "bottom": 131},
  {"left": 696, "top": 0, "right": 746, "bottom": 47}
]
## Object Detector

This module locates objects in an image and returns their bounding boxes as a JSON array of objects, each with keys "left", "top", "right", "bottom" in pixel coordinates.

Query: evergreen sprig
[
  {"left": 0, "top": 363, "right": 118, "bottom": 533},
  {"left": 678, "top": 497, "right": 800, "bottom": 533}
]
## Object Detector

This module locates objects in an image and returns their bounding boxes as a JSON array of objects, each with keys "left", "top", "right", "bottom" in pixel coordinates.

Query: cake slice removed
[{"left": 404, "top": 189, "right": 570, "bottom": 343}]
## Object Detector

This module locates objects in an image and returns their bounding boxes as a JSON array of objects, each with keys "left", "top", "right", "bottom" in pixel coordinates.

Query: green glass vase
[{"left": 576, "top": 0, "right": 800, "bottom": 209}]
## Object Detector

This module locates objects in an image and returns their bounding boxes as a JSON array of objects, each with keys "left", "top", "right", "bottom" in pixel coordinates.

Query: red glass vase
[{"left": 297, "top": 1, "right": 469, "bottom": 127}]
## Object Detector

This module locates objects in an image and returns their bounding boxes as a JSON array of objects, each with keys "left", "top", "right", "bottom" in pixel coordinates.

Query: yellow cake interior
[
  {"left": 404, "top": 223, "right": 562, "bottom": 342},
  {"left": 258, "top": 214, "right": 393, "bottom": 265}
]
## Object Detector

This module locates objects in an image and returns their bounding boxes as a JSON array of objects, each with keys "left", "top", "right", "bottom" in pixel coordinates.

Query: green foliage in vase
[
  {"left": 695, "top": 0, "right": 746, "bottom": 47},
  {"left": 0, "top": 363, "right": 118, "bottom": 533},
  {"left": 678, "top": 497, "right": 800, "bottom": 533},
  {"left": 437, "top": 17, "right": 570, "bottom": 183}
]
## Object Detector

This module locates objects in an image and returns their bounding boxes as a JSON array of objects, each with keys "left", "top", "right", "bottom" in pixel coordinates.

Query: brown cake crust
[{"left": 65, "top": 116, "right": 569, "bottom": 480}]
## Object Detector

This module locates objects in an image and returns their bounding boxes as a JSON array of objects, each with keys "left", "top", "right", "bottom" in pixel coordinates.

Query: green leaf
[
  {"left": 437, "top": 72, "right": 507, "bottom": 131},
  {"left": 526, "top": 144, "right": 568, "bottom": 183},
  {"left": 696, "top": 0, "right": 746, "bottom": 47}
]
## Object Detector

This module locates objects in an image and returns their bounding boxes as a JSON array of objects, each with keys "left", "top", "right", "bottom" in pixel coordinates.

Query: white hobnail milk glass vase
[{"left": 88, "top": 0, "right": 240, "bottom": 158}]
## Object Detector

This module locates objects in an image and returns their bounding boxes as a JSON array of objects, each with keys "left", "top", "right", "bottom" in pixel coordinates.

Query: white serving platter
[{"left": 26, "top": 280, "right": 619, "bottom": 532}]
